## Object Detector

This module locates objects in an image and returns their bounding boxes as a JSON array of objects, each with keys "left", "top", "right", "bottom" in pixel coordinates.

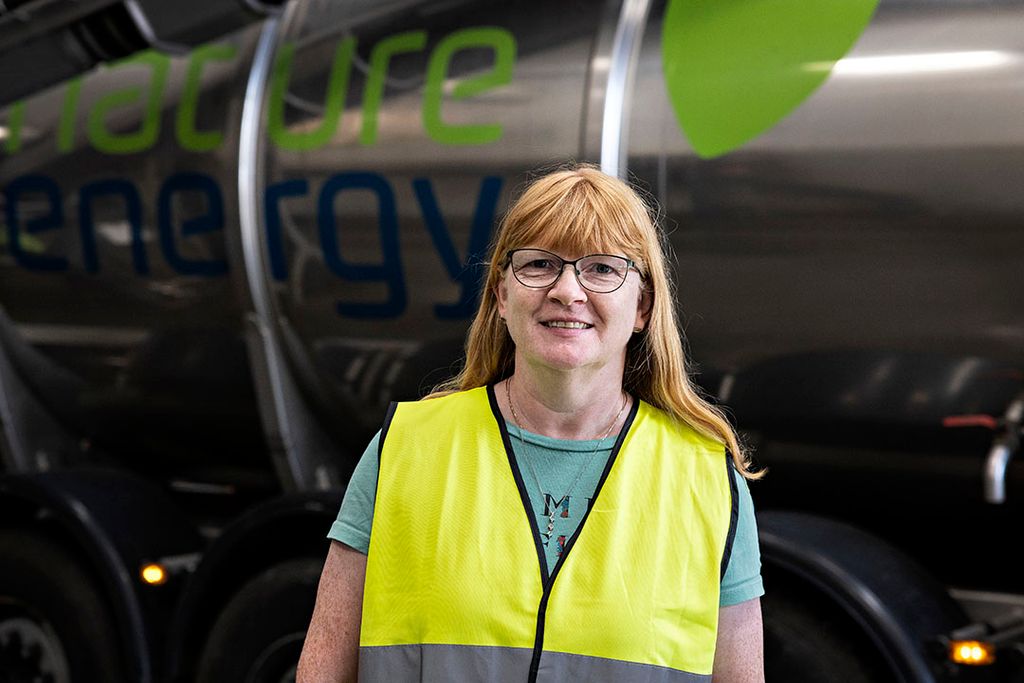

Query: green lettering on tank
[
  {"left": 86, "top": 51, "right": 170, "bottom": 154},
  {"left": 58, "top": 78, "right": 83, "bottom": 152},
  {"left": 661, "top": 0, "right": 878, "bottom": 158},
  {"left": 4, "top": 233, "right": 45, "bottom": 253},
  {"left": 423, "top": 27, "right": 516, "bottom": 145},
  {"left": 268, "top": 38, "right": 356, "bottom": 151},
  {"left": 3, "top": 100, "right": 25, "bottom": 154},
  {"left": 176, "top": 42, "right": 237, "bottom": 152},
  {"left": 360, "top": 30, "right": 427, "bottom": 146}
]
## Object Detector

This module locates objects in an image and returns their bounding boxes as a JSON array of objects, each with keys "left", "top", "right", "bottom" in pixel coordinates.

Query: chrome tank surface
[
  {"left": 0, "top": 26, "right": 268, "bottom": 483},
  {"left": 247, "top": 0, "right": 606, "bottom": 451},
  {"left": 1, "top": 0, "right": 1023, "bottom": 550},
  {"left": 627, "top": 0, "right": 1024, "bottom": 589},
  {"left": 0, "top": 0, "right": 609, "bottom": 481},
  {"left": 630, "top": 0, "right": 1024, "bottom": 376}
]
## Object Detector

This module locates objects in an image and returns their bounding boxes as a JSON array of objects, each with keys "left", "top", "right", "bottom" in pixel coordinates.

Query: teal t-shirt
[{"left": 329, "top": 424, "right": 764, "bottom": 607}]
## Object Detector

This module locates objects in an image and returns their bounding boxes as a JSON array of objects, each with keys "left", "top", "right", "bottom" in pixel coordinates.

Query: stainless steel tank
[{"left": 2, "top": 0, "right": 1023, "bottom": 589}]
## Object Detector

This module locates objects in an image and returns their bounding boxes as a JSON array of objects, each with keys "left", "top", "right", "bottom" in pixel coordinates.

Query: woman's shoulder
[
  {"left": 391, "top": 386, "right": 491, "bottom": 418},
  {"left": 636, "top": 399, "right": 726, "bottom": 455},
  {"left": 418, "top": 385, "right": 486, "bottom": 401}
]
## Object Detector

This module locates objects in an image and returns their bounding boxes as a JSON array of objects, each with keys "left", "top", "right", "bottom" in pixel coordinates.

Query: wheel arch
[
  {"left": 164, "top": 491, "right": 342, "bottom": 682},
  {"left": 759, "top": 510, "right": 966, "bottom": 683},
  {"left": 0, "top": 468, "right": 202, "bottom": 683}
]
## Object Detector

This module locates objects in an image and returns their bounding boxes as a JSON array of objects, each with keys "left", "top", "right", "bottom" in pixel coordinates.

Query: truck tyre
[
  {"left": 760, "top": 512, "right": 967, "bottom": 683},
  {"left": 763, "top": 583, "right": 894, "bottom": 683},
  {"left": 0, "top": 530, "right": 123, "bottom": 683},
  {"left": 196, "top": 558, "right": 321, "bottom": 683}
]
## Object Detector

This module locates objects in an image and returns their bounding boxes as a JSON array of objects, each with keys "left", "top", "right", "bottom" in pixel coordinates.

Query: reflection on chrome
[
  {"left": 805, "top": 50, "right": 1017, "bottom": 76},
  {"left": 946, "top": 358, "right": 983, "bottom": 398}
]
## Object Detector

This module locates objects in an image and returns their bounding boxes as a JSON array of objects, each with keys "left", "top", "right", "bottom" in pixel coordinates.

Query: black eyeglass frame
[{"left": 504, "top": 248, "right": 643, "bottom": 294}]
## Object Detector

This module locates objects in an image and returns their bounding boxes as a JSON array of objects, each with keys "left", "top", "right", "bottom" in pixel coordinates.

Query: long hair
[{"left": 434, "top": 163, "right": 759, "bottom": 479}]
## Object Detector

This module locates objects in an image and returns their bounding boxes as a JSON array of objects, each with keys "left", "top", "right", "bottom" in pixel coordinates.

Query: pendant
[{"left": 542, "top": 513, "right": 555, "bottom": 546}]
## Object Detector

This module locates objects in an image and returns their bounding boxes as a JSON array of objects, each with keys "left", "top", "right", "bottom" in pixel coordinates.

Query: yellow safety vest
[{"left": 360, "top": 386, "right": 737, "bottom": 683}]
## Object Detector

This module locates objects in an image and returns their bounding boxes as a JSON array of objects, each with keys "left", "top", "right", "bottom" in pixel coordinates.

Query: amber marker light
[
  {"left": 140, "top": 563, "right": 168, "bottom": 586},
  {"left": 950, "top": 640, "right": 995, "bottom": 666}
]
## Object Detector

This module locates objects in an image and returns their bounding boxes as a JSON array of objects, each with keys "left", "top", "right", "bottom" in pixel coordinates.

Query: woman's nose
[{"left": 547, "top": 264, "right": 588, "bottom": 305}]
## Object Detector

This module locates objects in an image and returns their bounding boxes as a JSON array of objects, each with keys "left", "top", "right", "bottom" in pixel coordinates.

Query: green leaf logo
[{"left": 661, "top": 0, "right": 879, "bottom": 158}]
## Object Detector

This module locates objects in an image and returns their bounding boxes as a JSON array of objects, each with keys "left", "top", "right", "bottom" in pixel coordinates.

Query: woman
[{"left": 298, "top": 164, "right": 764, "bottom": 682}]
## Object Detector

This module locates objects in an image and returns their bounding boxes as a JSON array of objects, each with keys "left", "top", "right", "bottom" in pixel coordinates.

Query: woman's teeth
[{"left": 544, "top": 321, "right": 592, "bottom": 329}]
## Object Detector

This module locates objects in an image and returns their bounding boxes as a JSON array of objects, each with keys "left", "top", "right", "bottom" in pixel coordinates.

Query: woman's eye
[
  {"left": 526, "top": 259, "right": 554, "bottom": 269},
  {"left": 585, "top": 262, "right": 616, "bottom": 275}
]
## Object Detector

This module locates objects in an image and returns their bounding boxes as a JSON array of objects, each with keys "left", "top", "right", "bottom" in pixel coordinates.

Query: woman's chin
[{"left": 527, "top": 349, "right": 600, "bottom": 372}]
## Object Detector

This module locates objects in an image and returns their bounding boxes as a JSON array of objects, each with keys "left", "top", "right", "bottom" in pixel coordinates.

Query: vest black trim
[
  {"left": 485, "top": 384, "right": 641, "bottom": 683},
  {"left": 373, "top": 401, "right": 399, "bottom": 499},
  {"left": 720, "top": 452, "right": 740, "bottom": 580}
]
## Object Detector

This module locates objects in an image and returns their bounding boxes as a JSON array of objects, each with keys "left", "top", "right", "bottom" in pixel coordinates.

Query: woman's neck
[{"left": 502, "top": 363, "right": 630, "bottom": 441}]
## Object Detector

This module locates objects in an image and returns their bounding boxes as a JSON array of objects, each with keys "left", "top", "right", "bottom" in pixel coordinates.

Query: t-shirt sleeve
[
  {"left": 327, "top": 430, "right": 381, "bottom": 554},
  {"left": 719, "top": 467, "right": 765, "bottom": 606}
]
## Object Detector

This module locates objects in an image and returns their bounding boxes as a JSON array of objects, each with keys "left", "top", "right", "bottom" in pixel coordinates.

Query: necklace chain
[{"left": 505, "top": 377, "right": 628, "bottom": 546}]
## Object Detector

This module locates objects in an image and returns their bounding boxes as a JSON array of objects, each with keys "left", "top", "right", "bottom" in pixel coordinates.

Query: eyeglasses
[{"left": 506, "top": 248, "right": 641, "bottom": 294}]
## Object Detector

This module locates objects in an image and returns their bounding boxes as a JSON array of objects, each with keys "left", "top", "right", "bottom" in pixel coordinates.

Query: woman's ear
[
  {"left": 634, "top": 288, "right": 652, "bottom": 331},
  {"left": 496, "top": 277, "right": 508, "bottom": 319}
]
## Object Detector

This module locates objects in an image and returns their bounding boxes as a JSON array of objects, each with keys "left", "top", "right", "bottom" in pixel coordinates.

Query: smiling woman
[{"left": 298, "top": 163, "right": 765, "bottom": 683}]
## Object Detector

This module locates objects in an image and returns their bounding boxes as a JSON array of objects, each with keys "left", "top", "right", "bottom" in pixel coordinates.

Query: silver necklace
[{"left": 505, "top": 378, "right": 628, "bottom": 546}]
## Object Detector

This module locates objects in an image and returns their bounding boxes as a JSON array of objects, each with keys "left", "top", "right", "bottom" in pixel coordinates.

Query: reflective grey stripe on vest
[
  {"left": 359, "top": 644, "right": 711, "bottom": 682},
  {"left": 359, "top": 644, "right": 532, "bottom": 682}
]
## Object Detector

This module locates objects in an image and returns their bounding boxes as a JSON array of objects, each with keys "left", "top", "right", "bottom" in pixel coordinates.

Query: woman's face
[{"left": 496, "top": 246, "right": 650, "bottom": 375}]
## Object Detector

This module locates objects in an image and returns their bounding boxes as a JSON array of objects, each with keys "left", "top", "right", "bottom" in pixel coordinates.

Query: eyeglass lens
[{"left": 510, "top": 249, "right": 630, "bottom": 293}]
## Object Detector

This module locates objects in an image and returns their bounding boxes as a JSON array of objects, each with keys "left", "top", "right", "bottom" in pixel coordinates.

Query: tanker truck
[{"left": 2, "top": 0, "right": 1023, "bottom": 681}]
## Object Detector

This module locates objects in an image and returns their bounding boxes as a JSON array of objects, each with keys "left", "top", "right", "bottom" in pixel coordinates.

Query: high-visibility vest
[{"left": 360, "top": 386, "right": 737, "bottom": 683}]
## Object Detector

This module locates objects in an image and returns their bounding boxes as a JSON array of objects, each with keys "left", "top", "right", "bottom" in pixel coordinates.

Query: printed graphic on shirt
[
  {"left": 543, "top": 494, "right": 571, "bottom": 518},
  {"left": 537, "top": 493, "right": 600, "bottom": 560},
  {"left": 541, "top": 494, "right": 597, "bottom": 519}
]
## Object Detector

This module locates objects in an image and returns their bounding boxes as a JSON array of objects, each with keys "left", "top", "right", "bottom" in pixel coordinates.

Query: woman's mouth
[{"left": 542, "top": 321, "right": 593, "bottom": 329}]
